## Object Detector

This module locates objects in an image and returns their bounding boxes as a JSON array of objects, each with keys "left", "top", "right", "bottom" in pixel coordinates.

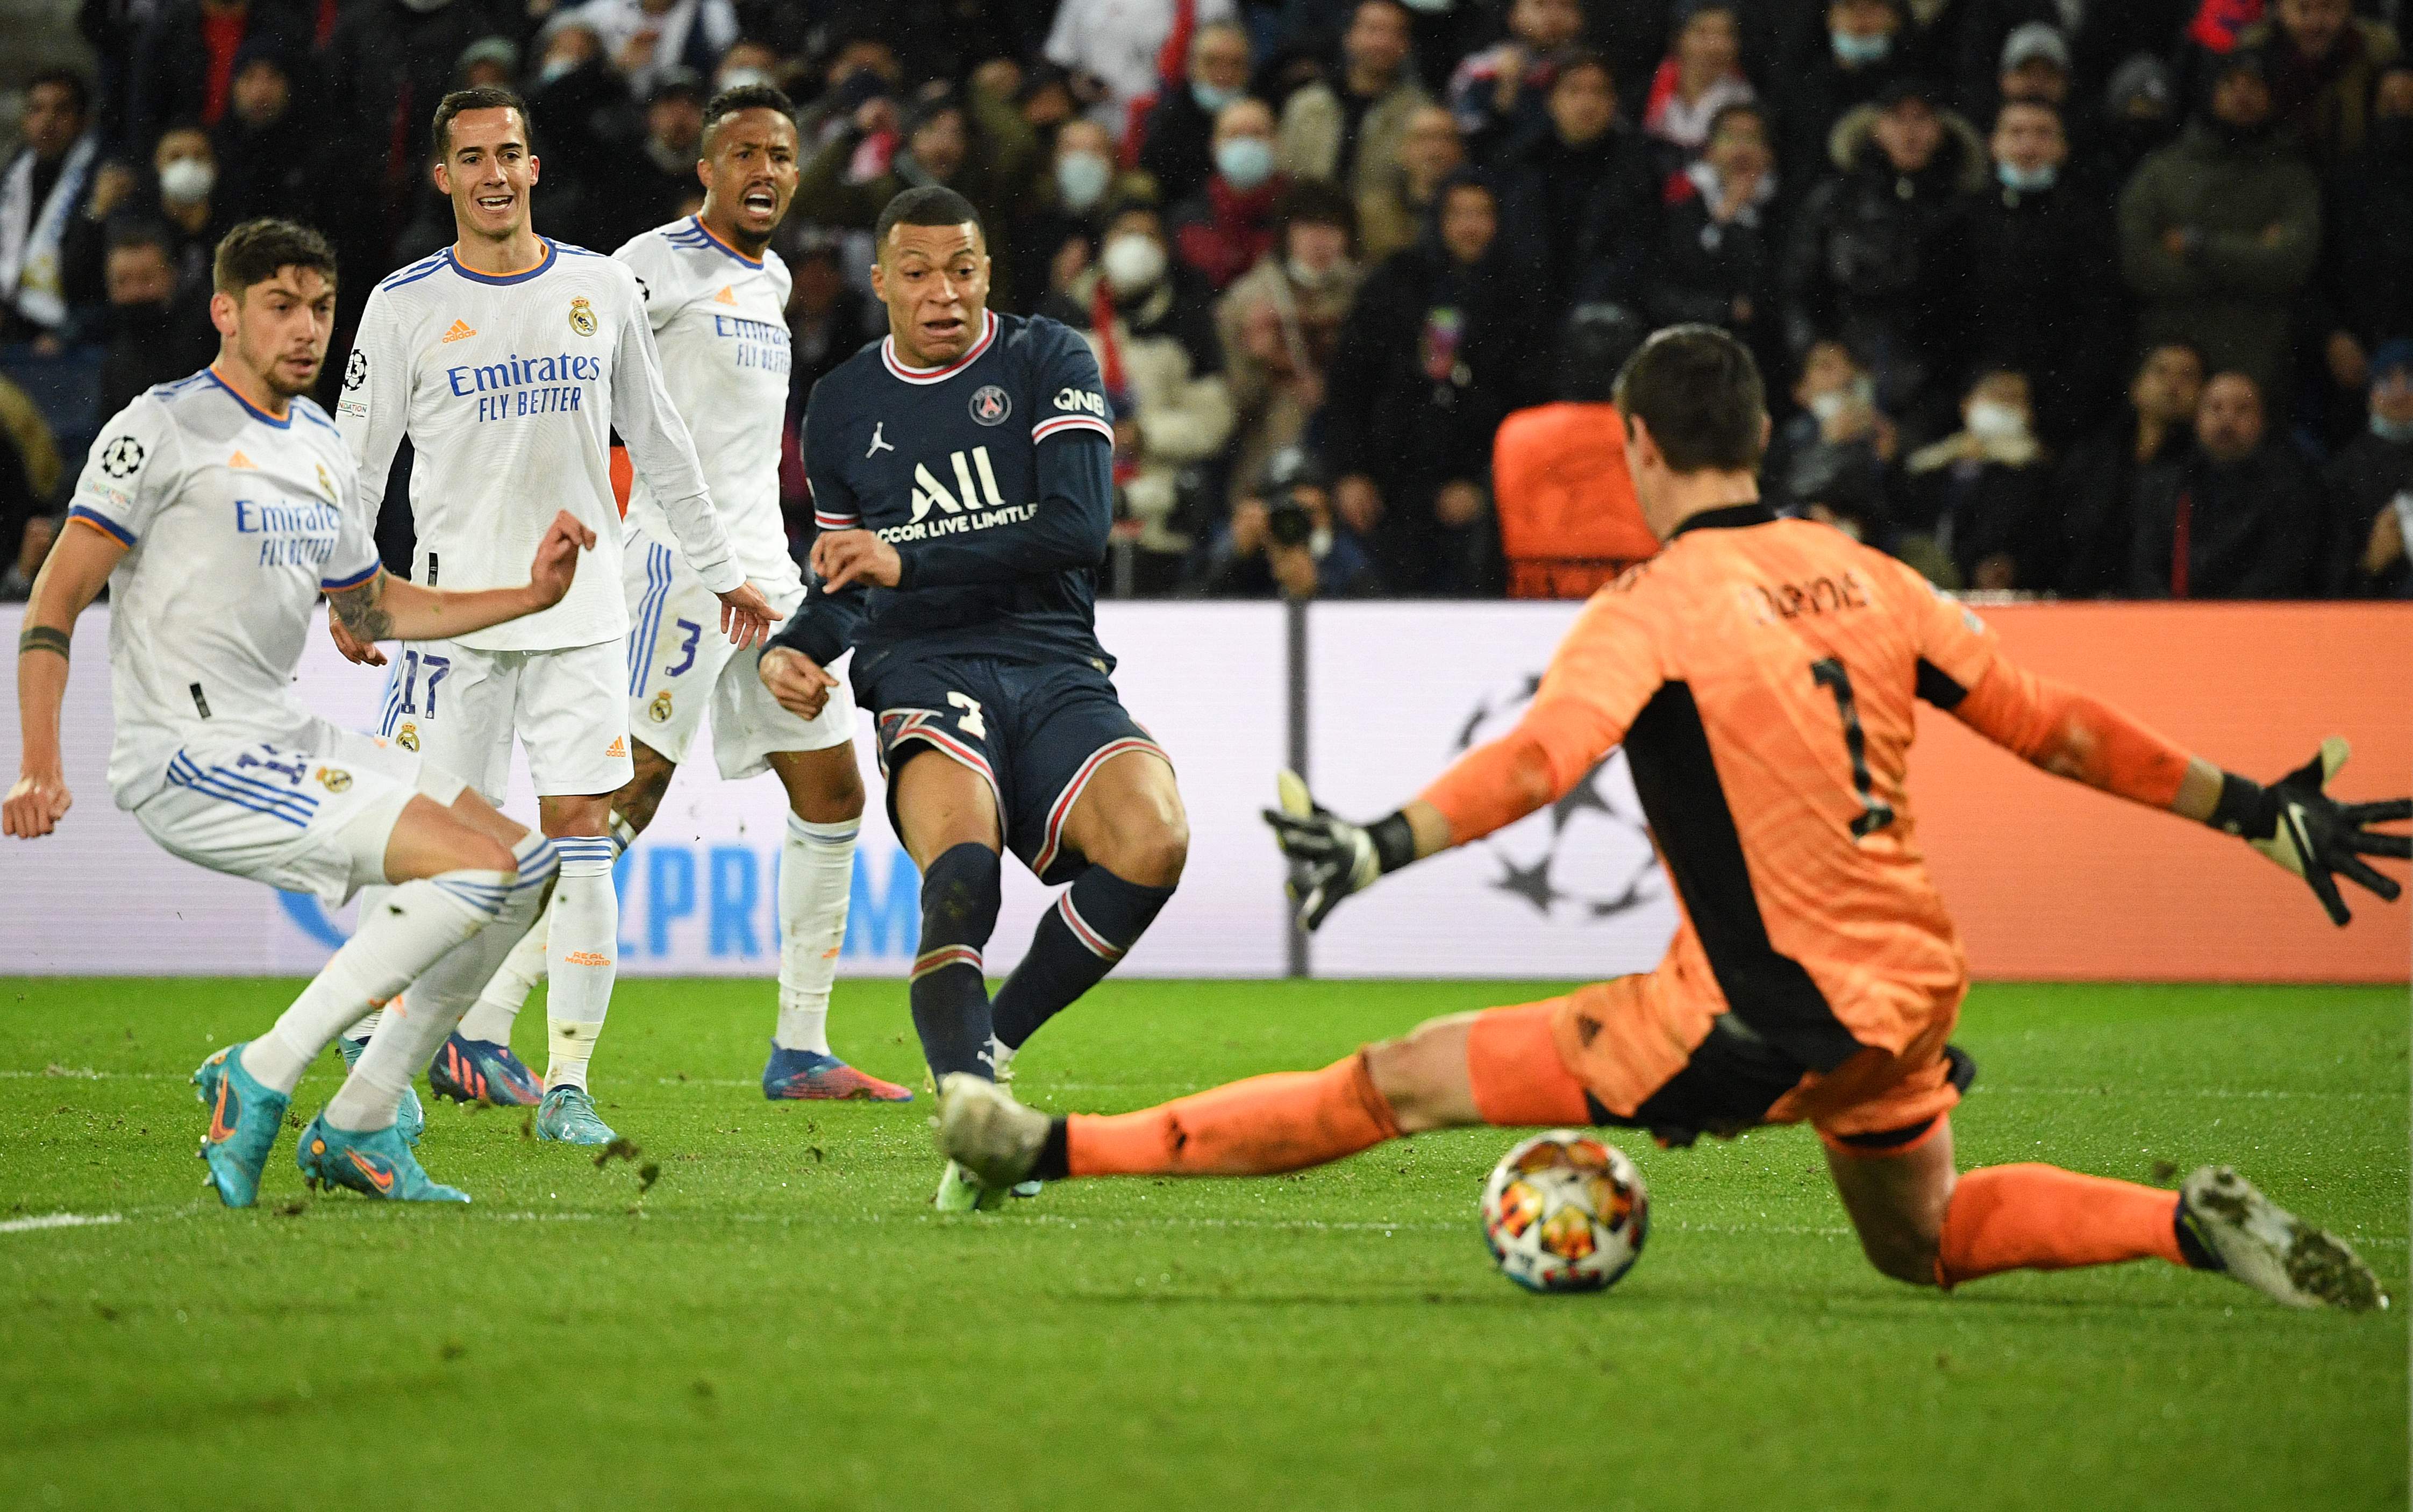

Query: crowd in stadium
[{"left": 1, "top": 0, "right": 2408, "bottom": 604}]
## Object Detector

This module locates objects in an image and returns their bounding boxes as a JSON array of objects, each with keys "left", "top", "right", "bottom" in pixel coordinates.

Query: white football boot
[
  {"left": 2179, "top": 1165, "right": 2387, "bottom": 1312},
  {"left": 938, "top": 1073, "right": 1051, "bottom": 1193}
]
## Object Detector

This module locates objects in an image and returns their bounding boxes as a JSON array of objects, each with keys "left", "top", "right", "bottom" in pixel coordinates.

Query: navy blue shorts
[{"left": 859, "top": 655, "right": 1166, "bottom": 885}]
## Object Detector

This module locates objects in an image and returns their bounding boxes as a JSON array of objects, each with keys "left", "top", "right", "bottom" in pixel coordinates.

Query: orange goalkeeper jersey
[{"left": 1423, "top": 504, "right": 2194, "bottom": 1074}]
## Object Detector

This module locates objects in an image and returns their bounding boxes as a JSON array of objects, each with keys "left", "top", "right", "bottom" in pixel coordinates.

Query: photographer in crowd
[{"left": 1203, "top": 445, "right": 1381, "bottom": 598}]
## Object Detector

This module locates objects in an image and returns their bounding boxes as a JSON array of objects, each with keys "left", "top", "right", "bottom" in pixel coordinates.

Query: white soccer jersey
[
  {"left": 337, "top": 238, "right": 743, "bottom": 652},
  {"left": 613, "top": 216, "right": 801, "bottom": 592},
  {"left": 67, "top": 368, "right": 382, "bottom": 810}
]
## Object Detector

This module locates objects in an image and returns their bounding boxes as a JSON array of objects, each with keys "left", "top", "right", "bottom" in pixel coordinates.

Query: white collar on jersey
[{"left": 881, "top": 309, "right": 998, "bottom": 385}]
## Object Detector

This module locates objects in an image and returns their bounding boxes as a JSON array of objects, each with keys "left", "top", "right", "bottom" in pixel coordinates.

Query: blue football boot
[
  {"left": 427, "top": 1032, "right": 544, "bottom": 1107},
  {"left": 193, "top": 1044, "right": 290, "bottom": 1209},
  {"left": 335, "top": 1034, "right": 425, "bottom": 1144},
  {"left": 294, "top": 1114, "right": 468, "bottom": 1203},
  {"left": 761, "top": 1043, "right": 914, "bottom": 1102},
  {"left": 534, "top": 1085, "right": 616, "bottom": 1145}
]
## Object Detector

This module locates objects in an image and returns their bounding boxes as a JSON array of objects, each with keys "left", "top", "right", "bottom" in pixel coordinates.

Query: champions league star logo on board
[
  {"left": 968, "top": 384, "right": 1011, "bottom": 425},
  {"left": 1453, "top": 674, "right": 1660, "bottom": 921}
]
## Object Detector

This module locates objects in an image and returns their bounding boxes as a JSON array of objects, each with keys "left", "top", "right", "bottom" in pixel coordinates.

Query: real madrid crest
[
  {"left": 649, "top": 690, "right": 674, "bottom": 723},
  {"left": 315, "top": 766, "right": 353, "bottom": 793},
  {"left": 969, "top": 384, "right": 1011, "bottom": 425},
  {"left": 568, "top": 296, "right": 597, "bottom": 337},
  {"left": 396, "top": 722, "right": 420, "bottom": 752},
  {"left": 315, "top": 462, "right": 337, "bottom": 501}
]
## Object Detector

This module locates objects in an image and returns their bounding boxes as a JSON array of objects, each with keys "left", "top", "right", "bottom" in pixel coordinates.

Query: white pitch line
[{"left": 0, "top": 1212, "right": 123, "bottom": 1235}]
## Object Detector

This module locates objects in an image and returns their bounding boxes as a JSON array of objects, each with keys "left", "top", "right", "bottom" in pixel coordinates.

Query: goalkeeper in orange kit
[{"left": 937, "top": 325, "right": 2409, "bottom": 1311}]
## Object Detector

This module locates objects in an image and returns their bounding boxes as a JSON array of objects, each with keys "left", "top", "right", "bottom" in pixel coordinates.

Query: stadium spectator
[
  {"left": 1045, "top": 0, "right": 1240, "bottom": 132},
  {"left": 1899, "top": 367, "right": 2053, "bottom": 590},
  {"left": 1642, "top": 99, "right": 1780, "bottom": 381},
  {"left": 1324, "top": 171, "right": 1529, "bottom": 595},
  {"left": 1172, "top": 96, "right": 1287, "bottom": 290},
  {"left": 520, "top": 17, "right": 649, "bottom": 255},
  {"left": 1765, "top": 337, "right": 1901, "bottom": 538},
  {"left": 1968, "top": 99, "right": 2115, "bottom": 446},
  {"left": 573, "top": 0, "right": 740, "bottom": 103},
  {"left": 210, "top": 41, "right": 320, "bottom": 228},
  {"left": 1491, "top": 52, "right": 1652, "bottom": 323},
  {"left": 123, "top": 0, "right": 314, "bottom": 153},
  {"left": 2325, "top": 340, "right": 2413, "bottom": 597},
  {"left": 2117, "top": 52, "right": 2320, "bottom": 405},
  {"left": 1353, "top": 103, "right": 1459, "bottom": 265},
  {"left": 2234, "top": 0, "right": 2401, "bottom": 170},
  {"left": 1203, "top": 444, "right": 1382, "bottom": 598},
  {"left": 1445, "top": 0, "right": 1586, "bottom": 162},
  {"left": 2316, "top": 65, "right": 2413, "bottom": 415},
  {"left": 2130, "top": 370, "right": 2323, "bottom": 598},
  {"left": 147, "top": 123, "right": 231, "bottom": 303},
  {"left": 2057, "top": 341, "right": 2207, "bottom": 597},
  {"left": 1216, "top": 180, "right": 1360, "bottom": 508},
  {"left": 1995, "top": 22, "right": 2075, "bottom": 115},
  {"left": 2090, "top": 52, "right": 2182, "bottom": 204},
  {"left": 1276, "top": 0, "right": 1429, "bottom": 201},
  {"left": 1782, "top": 78, "right": 1979, "bottom": 439},
  {"left": 633, "top": 68, "right": 711, "bottom": 223},
  {"left": 1015, "top": 117, "right": 1156, "bottom": 304},
  {"left": 1, "top": 69, "right": 102, "bottom": 348},
  {"left": 0, "top": 412, "right": 39, "bottom": 603},
  {"left": 1640, "top": 1, "right": 1754, "bottom": 172},
  {"left": 1771, "top": 0, "right": 1910, "bottom": 195},
  {"left": 95, "top": 222, "right": 215, "bottom": 416},
  {"left": 1046, "top": 201, "right": 1233, "bottom": 587},
  {"left": 778, "top": 234, "right": 875, "bottom": 548},
  {"left": 1137, "top": 22, "right": 1252, "bottom": 208}
]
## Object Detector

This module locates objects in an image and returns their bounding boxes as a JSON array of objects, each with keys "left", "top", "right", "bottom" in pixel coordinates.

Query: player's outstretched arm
[
  {"left": 326, "top": 510, "right": 596, "bottom": 646},
  {"left": 1263, "top": 773, "right": 1455, "bottom": 930},
  {"left": 5, "top": 521, "right": 123, "bottom": 839}
]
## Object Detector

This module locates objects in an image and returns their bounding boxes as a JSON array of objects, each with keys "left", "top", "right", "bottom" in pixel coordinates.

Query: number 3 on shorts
[{"left": 947, "top": 691, "right": 987, "bottom": 739}]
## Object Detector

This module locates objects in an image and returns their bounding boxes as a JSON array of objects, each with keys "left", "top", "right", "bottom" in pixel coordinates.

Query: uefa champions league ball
[{"left": 1480, "top": 1132, "right": 1648, "bottom": 1294}]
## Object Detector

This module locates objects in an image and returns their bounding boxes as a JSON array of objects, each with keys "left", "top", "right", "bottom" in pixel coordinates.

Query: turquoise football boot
[
  {"left": 193, "top": 1043, "right": 290, "bottom": 1209},
  {"left": 534, "top": 1085, "right": 616, "bottom": 1145},
  {"left": 335, "top": 1034, "right": 425, "bottom": 1144},
  {"left": 294, "top": 1114, "right": 468, "bottom": 1203}
]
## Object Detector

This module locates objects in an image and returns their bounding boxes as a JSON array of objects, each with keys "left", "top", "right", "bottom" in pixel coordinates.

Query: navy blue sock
[
  {"left": 990, "top": 866, "right": 1175, "bottom": 1051},
  {"left": 909, "top": 843, "right": 1002, "bottom": 1082}
]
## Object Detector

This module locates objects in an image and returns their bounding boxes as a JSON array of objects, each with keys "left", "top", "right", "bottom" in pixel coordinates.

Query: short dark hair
[
  {"left": 105, "top": 217, "right": 174, "bottom": 258},
  {"left": 1272, "top": 177, "right": 1357, "bottom": 249},
  {"left": 27, "top": 68, "right": 90, "bottom": 118},
  {"left": 212, "top": 217, "right": 337, "bottom": 298},
  {"left": 703, "top": 83, "right": 796, "bottom": 153},
  {"left": 1704, "top": 100, "right": 1765, "bottom": 141},
  {"left": 1553, "top": 49, "right": 1613, "bottom": 90},
  {"left": 1559, "top": 303, "right": 1647, "bottom": 402},
  {"left": 430, "top": 85, "right": 530, "bottom": 161},
  {"left": 874, "top": 184, "right": 982, "bottom": 253},
  {"left": 1613, "top": 323, "right": 1767, "bottom": 472}
]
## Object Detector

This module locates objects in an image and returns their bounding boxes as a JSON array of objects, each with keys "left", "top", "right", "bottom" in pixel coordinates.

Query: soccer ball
[{"left": 1480, "top": 1131, "right": 1648, "bottom": 1294}]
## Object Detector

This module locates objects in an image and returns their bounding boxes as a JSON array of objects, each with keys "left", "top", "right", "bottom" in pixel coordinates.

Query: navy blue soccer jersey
[{"left": 773, "top": 310, "right": 1118, "bottom": 676}]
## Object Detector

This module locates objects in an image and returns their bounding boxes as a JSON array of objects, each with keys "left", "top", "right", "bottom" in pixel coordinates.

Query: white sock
[
  {"left": 336, "top": 885, "right": 394, "bottom": 1040},
  {"left": 775, "top": 814, "right": 857, "bottom": 1054},
  {"left": 242, "top": 876, "right": 496, "bottom": 1097},
  {"left": 327, "top": 837, "right": 558, "bottom": 1131},
  {"left": 456, "top": 897, "right": 552, "bottom": 1043},
  {"left": 544, "top": 836, "right": 619, "bottom": 1092}
]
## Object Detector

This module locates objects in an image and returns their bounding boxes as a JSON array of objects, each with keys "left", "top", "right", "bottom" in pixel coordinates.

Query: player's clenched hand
[
  {"left": 529, "top": 509, "right": 596, "bottom": 609},
  {"left": 758, "top": 646, "right": 839, "bottom": 720},
  {"left": 2219, "top": 737, "right": 2410, "bottom": 926},
  {"left": 812, "top": 530, "right": 902, "bottom": 593},
  {"left": 326, "top": 611, "right": 385, "bottom": 667},
  {"left": 717, "top": 582, "right": 782, "bottom": 650},
  {"left": 3, "top": 769, "right": 72, "bottom": 839},
  {"left": 1262, "top": 769, "right": 1383, "bottom": 931}
]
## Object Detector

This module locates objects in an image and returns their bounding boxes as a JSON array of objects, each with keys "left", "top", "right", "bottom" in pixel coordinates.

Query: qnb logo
[
  {"left": 1053, "top": 387, "right": 1107, "bottom": 418},
  {"left": 890, "top": 445, "right": 1038, "bottom": 543}
]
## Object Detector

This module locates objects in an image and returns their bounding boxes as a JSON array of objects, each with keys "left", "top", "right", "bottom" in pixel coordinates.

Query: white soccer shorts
[
  {"left": 622, "top": 529, "right": 856, "bottom": 781},
  {"left": 133, "top": 722, "right": 468, "bottom": 905},
  {"left": 375, "top": 638, "right": 632, "bottom": 803}
]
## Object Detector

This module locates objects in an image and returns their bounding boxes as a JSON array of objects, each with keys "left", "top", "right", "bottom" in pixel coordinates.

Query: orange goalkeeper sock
[
  {"left": 1936, "top": 1163, "right": 2187, "bottom": 1287},
  {"left": 1065, "top": 1052, "right": 1403, "bottom": 1178}
]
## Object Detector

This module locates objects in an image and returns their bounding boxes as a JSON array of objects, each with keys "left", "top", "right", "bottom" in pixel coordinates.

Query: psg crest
[{"left": 969, "top": 384, "right": 1011, "bottom": 425}]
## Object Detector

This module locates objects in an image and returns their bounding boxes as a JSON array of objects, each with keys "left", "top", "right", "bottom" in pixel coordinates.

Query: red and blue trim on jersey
[
  {"left": 880, "top": 310, "right": 1000, "bottom": 385},
  {"left": 1031, "top": 413, "right": 1115, "bottom": 445}
]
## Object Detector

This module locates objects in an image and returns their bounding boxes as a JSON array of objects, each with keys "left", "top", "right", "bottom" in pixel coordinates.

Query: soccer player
[
  {"left": 758, "top": 186, "right": 1190, "bottom": 1209},
  {"left": 334, "top": 86, "right": 776, "bottom": 1145},
  {"left": 452, "top": 84, "right": 909, "bottom": 1103},
  {"left": 5, "top": 218, "right": 589, "bottom": 1206},
  {"left": 938, "top": 325, "right": 2409, "bottom": 1309}
]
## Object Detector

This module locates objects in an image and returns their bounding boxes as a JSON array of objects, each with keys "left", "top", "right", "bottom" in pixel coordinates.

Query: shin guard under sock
[
  {"left": 909, "top": 843, "right": 1002, "bottom": 1082},
  {"left": 991, "top": 866, "right": 1174, "bottom": 1053}
]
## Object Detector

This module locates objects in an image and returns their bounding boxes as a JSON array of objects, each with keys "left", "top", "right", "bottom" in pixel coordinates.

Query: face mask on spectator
[
  {"left": 718, "top": 67, "right": 776, "bottom": 91},
  {"left": 1216, "top": 136, "right": 1275, "bottom": 188},
  {"left": 398, "top": 0, "right": 455, "bottom": 12},
  {"left": 159, "top": 158, "right": 215, "bottom": 205},
  {"left": 1287, "top": 253, "right": 1352, "bottom": 290},
  {"left": 1831, "top": 31, "right": 1891, "bottom": 66},
  {"left": 2375, "top": 412, "right": 2413, "bottom": 444},
  {"left": 1967, "top": 399, "right": 2029, "bottom": 441},
  {"left": 1193, "top": 82, "right": 1241, "bottom": 113},
  {"left": 1056, "top": 151, "right": 1112, "bottom": 210},
  {"left": 1996, "top": 160, "right": 2056, "bottom": 191},
  {"left": 1102, "top": 232, "right": 1167, "bottom": 294},
  {"left": 539, "top": 54, "right": 580, "bottom": 84},
  {"left": 1808, "top": 376, "right": 1874, "bottom": 424}
]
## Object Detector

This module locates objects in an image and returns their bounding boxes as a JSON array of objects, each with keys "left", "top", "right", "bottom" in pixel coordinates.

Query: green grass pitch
[{"left": 2, "top": 976, "right": 2404, "bottom": 1511}]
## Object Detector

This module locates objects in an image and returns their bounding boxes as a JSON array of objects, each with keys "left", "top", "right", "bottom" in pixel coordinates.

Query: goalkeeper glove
[
  {"left": 1261, "top": 770, "right": 1418, "bottom": 931},
  {"left": 2210, "top": 737, "right": 2410, "bottom": 926}
]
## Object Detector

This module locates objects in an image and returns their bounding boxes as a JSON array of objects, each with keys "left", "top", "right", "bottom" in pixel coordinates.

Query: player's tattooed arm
[
  {"left": 326, "top": 572, "right": 396, "bottom": 645},
  {"left": 323, "top": 512, "right": 596, "bottom": 650}
]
